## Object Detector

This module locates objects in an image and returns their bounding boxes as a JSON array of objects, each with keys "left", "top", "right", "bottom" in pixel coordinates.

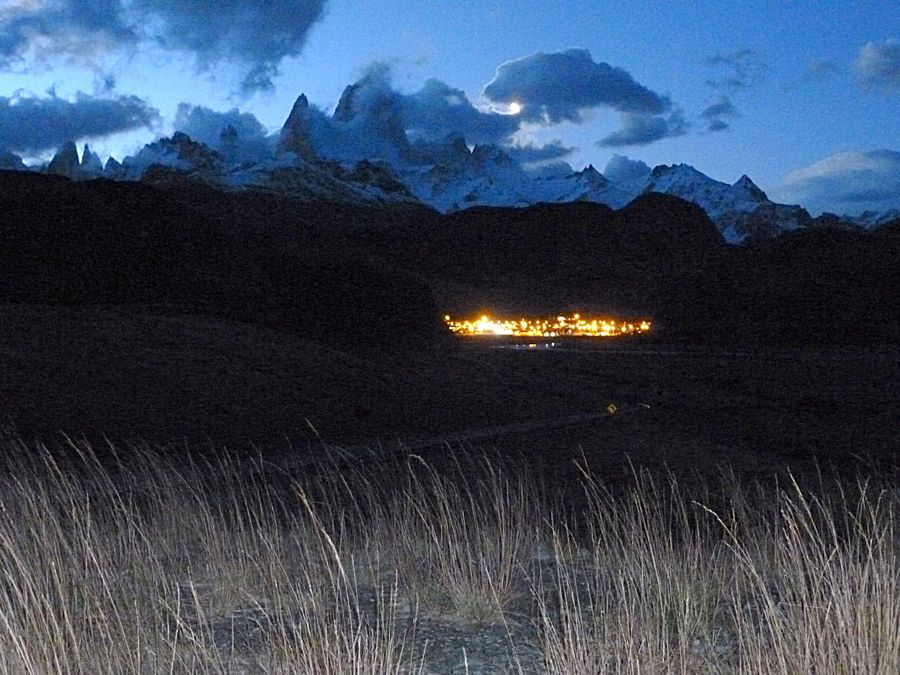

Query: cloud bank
[
  {"left": 0, "top": 92, "right": 159, "bottom": 154},
  {"left": 174, "top": 104, "right": 272, "bottom": 162},
  {"left": 602, "top": 155, "right": 651, "bottom": 185},
  {"left": 289, "top": 65, "right": 525, "bottom": 164},
  {"left": 855, "top": 39, "right": 900, "bottom": 92},
  {"left": 0, "top": 0, "right": 329, "bottom": 92},
  {"left": 400, "top": 78, "right": 520, "bottom": 144},
  {"left": 776, "top": 149, "right": 900, "bottom": 215}
]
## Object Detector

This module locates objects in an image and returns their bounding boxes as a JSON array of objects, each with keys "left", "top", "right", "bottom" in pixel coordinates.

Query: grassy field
[
  {"left": 0, "top": 432, "right": 896, "bottom": 673},
  {"left": 1, "top": 302, "right": 897, "bottom": 671}
]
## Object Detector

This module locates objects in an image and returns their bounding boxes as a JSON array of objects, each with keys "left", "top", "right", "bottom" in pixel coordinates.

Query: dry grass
[{"left": 0, "top": 431, "right": 896, "bottom": 673}]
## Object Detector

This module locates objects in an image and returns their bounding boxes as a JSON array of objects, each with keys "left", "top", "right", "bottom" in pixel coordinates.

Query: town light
[{"left": 443, "top": 313, "right": 652, "bottom": 337}]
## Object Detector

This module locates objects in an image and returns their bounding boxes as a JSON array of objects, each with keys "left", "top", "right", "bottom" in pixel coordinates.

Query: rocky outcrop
[
  {"left": 0, "top": 150, "right": 26, "bottom": 171},
  {"left": 348, "top": 160, "right": 413, "bottom": 195}
]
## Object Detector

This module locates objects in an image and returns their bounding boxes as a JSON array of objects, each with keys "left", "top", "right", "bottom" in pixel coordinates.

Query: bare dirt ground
[{"left": 1, "top": 303, "right": 897, "bottom": 485}]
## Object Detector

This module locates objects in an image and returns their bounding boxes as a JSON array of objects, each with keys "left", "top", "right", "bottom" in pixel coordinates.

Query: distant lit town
[{"left": 444, "top": 314, "right": 651, "bottom": 337}]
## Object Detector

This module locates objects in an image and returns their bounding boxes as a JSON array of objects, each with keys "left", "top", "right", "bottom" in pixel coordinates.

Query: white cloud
[
  {"left": 855, "top": 39, "right": 900, "bottom": 91},
  {"left": 775, "top": 150, "right": 900, "bottom": 215}
]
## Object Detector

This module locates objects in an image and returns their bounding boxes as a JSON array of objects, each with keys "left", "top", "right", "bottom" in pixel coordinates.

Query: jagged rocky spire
[
  {"left": 104, "top": 156, "right": 121, "bottom": 175},
  {"left": 576, "top": 164, "right": 609, "bottom": 188},
  {"left": 734, "top": 174, "right": 768, "bottom": 202},
  {"left": 47, "top": 141, "right": 81, "bottom": 178},
  {"left": 277, "top": 93, "right": 316, "bottom": 160},
  {"left": 333, "top": 84, "right": 359, "bottom": 122},
  {"left": 0, "top": 149, "right": 26, "bottom": 171},
  {"left": 80, "top": 144, "right": 104, "bottom": 177}
]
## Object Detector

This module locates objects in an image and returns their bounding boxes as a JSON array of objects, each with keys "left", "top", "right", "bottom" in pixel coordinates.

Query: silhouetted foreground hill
[
  {"left": 1, "top": 171, "right": 897, "bottom": 345},
  {"left": 662, "top": 227, "right": 900, "bottom": 344},
  {"left": 350, "top": 194, "right": 727, "bottom": 316},
  {"left": 0, "top": 171, "right": 442, "bottom": 350}
]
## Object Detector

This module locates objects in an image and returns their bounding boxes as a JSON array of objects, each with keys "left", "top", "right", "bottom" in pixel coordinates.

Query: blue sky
[{"left": 0, "top": 0, "right": 898, "bottom": 215}]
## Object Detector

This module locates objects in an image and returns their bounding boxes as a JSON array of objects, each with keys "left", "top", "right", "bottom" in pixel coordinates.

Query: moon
[{"left": 508, "top": 101, "right": 522, "bottom": 115}]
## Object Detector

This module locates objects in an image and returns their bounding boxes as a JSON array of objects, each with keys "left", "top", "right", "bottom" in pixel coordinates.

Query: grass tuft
[{"left": 0, "top": 431, "right": 896, "bottom": 673}]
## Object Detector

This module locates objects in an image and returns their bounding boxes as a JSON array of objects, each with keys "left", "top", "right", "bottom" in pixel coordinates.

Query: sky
[{"left": 0, "top": 0, "right": 898, "bottom": 215}]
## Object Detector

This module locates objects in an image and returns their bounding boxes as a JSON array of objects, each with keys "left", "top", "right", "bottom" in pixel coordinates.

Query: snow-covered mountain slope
[
  {"left": 17, "top": 86, "right": 897, "bottom": 243},
  {"left": 31, "top": 135, "right": 823, "bottom": 242},
  {"left": 88, "top": 131, "right": 419, "bottom": 208},
  {"left": 643, "top": 164, "right": 812, "bottom": 243},
  {"left": 393, "top": 137, "right": 638, "bottom": 213}
]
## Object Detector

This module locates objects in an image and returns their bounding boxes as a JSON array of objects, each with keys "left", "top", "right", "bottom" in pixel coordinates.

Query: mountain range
[{"left": 4, "top": 89, "right": 898, "bottom": 245}]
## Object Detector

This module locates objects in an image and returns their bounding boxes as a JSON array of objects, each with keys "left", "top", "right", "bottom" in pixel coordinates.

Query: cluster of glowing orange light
[{"left": 443, "top": 313, "right": 651, "bottom": 337}]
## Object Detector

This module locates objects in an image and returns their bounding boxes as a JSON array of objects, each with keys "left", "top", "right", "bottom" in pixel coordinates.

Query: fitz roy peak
[{"left": 12, "top": 88, "right": 894, "bottom": 243}]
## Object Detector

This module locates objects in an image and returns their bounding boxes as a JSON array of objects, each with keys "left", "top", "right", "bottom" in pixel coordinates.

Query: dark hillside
[
  {"left": 0, "top": 171, "right": 442, "bottom": 349},
  {"left": 1, "top": 171, "right": 896, "bottom": 346},
  {"left": 351, "top": 197, "right": 726, "bottom": 316},
  {"left": 663, "top": 226, "right": 900, "bottom": 344}
]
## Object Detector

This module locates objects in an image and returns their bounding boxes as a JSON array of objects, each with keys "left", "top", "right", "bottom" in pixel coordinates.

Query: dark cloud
[
  {"left": 0, "top": 92, "right": 159, "bottom": 154},
  {"left": 174, "top": 104, "right": 271, "bottom": 162},
  {"left": 401, "top": 79, "right": 519, "bottom": 145},
  {"left": 855, "top": 39, "right": 900, "bottom": 92},
  {"left": 598, "top": 110, "right": 688, "bottom": 148},
  {"left": 483, "top": 48, "right": 670, "bottom": 124},
  {"left": 481, "top": 48, "right": 685, "bottom": 149},
  {"left": 505, "top": 140, "right": 574, "bottom": 165},
  {"left": 0, "top": 1, "right": 133, "bottom": 67},
  {"left": 0, "top": 1, "right": 329, "bottom": 92},
  {"left": 775, "top": 149, "right": 900, "bottom": 215},
  {"left": 131, "top": 1, "right": 329, "bottom": 92},
  {"left": 700, "top": 96, "right": 738, "bottom": 132},
  {"left": 704, "top": 49, "right": 767, "bottom": 91}
]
